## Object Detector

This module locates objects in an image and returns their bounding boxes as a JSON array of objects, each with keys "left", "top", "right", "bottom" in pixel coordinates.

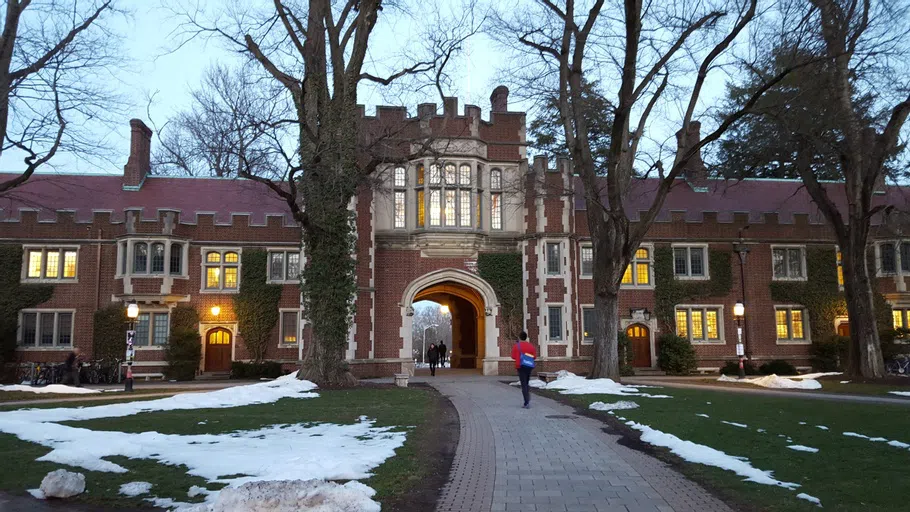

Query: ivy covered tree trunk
[
  {"left": 588, "top": 213, "right": 629, "bottom": 380},
  {"left": 840, "top": 228, "right": 885, "bottom": 379}
]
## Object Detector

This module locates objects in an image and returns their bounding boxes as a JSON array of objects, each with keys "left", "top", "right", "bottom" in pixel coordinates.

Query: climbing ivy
[
  {"left": 165, "top": 305, "right": 202, "bottom": 381},
  {"left": 233, "top": 250, "right": 282, "bottom": 362},
  {"left": 92, "top": 305, "right": 128, "bottom": 362},
  {"left": 477, "top": 252, "right": 523, "bottom": 341},
  {"left": 654, "top": 247, "right": 733, "bottom": 331},
  {"left": 0, "top": 245, "right": 54, "bottom": 363}
]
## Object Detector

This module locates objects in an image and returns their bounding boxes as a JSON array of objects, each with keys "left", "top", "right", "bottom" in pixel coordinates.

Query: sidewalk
[{"left": 426, "top": 374, "right": 731, "bottom": 512}]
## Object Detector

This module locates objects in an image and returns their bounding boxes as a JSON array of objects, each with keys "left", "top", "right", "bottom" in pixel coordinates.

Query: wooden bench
[{"left": 538, "top": 372, "right": 559, "bottom": 383}]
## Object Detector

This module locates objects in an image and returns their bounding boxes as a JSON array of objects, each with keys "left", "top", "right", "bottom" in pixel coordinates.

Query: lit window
[
  {"left": 675, "top": 306, "right": 723, "bottom": 343},
  {"left": 63, "top": 251, "right": 77, "bottom": 279},
  {"left": 429, "top": 164, "right": 441, "bottom": 185},
  {"left": 459, "top": 190, "right": 471, "bottom": 227},
  {"left": 772, "top": 247, "right": 805, "bottom": 280},
  {"left": 394, "top": 166, "right": 406, "bottom": 188},
  {"left": 444, "top": 190, "right": 456, "bottom": 227},
  {"left": 444, "top": 163, "right": 456, "bottom": 185},
  {"left": 429, "top": 190, "right": 441, "bottom": 226},
  {"left": 27, "top": 251, "right": 42, "bottom": 278},
  {"left": 268, "top": 250, "right": 301, "bottom": 282},
  {"left": 776, "top": 307, "right": 808, "bottom": 342},
  {"left": 491, "top": 193, "right": 502, "bottom": 230},
  {"left": 621, "top": 247, "right": 652, "bottom": 287},
  {"left": 45, "top": 251, "right": 59, "bottom": 278},
  {"left": 673, "top": 246, "right": 707, "bottom": 278},
  {"left": 280, "top": 311, "right": 299, "bottom": 345},
  {"left": 394, "top": 191, "right": 406, "bottom": 228},
  {"left": 548, "top": 306, "right": 563, "bottom": 341},
  {"left": 582, "top": 307, "right": 595, "bottom": 342},
  {"left": 837, "top": 250, "right": 844, "bottom": 286},
  {"left": 580, "top": 246, "right": 594, "bottom": 276},
  {"left": 204, "top": 249, "right": 241, "bottom": 291},
  {"left": 417, "top": 190, "right": 425, "bottom": 228},
  {"left": 24, "top": 248, "right": 78, "bottom": 281},
  {"left": 546, "top": 242, "right": 561, "bottom": 274},
  {"left": 893, "top": 308, "right": 910, "bottom": 330},
  {"left": 416, "top": 164, "right": 425, "bottom": 185},
  {"left": 19, "top": 311, "right": 73, "bottom": 347}
]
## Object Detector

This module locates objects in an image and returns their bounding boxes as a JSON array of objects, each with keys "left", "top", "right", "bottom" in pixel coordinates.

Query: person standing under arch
[
  {"left": 427, "top": 343, "right": 440, "bottom": 376},
  {"left": 511, "top": 331, "right": 537, "bottom": 408},
  {"left": 438, "top": 341, "right": 448, "bottom": 367}
]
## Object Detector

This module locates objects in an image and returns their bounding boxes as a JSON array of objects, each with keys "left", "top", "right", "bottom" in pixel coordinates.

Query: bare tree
[
  {"left": 170, "top": 0, "right": 479, "bottom": 385},
  {"left": 0, "top": 0, "right": 121, "bottom": 193},
  {"left": 494, "top": 0, "right": 808, "bottom": 379}
]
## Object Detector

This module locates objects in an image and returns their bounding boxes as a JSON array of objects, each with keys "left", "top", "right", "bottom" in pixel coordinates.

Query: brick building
[{"left": 2, "top": 88, "right": 908, "bottom": 378}]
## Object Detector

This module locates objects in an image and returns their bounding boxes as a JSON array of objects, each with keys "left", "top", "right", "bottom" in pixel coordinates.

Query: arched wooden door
[
  {"left": 205, "top": 328, "right": 232, "bottom": 372},
  {"left": 627, "top": 324, "right": 652, "bottom": 368}
]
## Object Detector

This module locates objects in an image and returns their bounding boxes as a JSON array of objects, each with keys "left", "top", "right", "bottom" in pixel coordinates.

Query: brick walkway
[{"left": 430, "top": 376, "right": 732, "bottom": 512}]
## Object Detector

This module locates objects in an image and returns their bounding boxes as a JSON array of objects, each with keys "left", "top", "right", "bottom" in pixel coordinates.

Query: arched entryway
[
  {"left": 204, "top": 327, "right": 233, "bottom": 372},
  {"left": 401, "top": 269, "right": 501, "bottom": 375},
  {"left": 626, "top": 324, "right": 652, "bottom": 368}
]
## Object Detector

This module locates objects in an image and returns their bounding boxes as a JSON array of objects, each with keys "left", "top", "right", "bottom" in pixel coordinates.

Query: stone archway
[{"left": 400, "top": 269, "right": 501, "bottom": 375}]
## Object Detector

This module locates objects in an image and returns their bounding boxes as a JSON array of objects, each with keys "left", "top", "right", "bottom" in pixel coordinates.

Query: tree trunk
[
  {"left": 591, "top": 289, "right": 620, "bottom": 379},
  {"left": 841, "top": 236, "right": 885, "bottom": 379}
]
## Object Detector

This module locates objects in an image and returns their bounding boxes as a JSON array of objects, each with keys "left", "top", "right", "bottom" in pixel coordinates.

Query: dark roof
[
  {"left": 0, "top": 173, "right": 293, "bottom": 225},
  {"left": 575, "top": 177, "right": 910, "bottom": 224}
]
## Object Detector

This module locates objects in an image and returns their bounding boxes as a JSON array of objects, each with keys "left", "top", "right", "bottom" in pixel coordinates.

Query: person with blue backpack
[{"left": 511, "top": 331, "right": 537, "bottom": 409}]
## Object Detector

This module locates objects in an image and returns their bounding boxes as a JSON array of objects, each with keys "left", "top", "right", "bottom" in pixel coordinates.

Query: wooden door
[
  {"left": 205, "top": 328, "right": 232, "bottom": 372},
  {"left": 627, "top": 324, "right": 652, "bottom": 367},
  {"left": 837, "top": 322, "right": 850, "bottom": 337}
]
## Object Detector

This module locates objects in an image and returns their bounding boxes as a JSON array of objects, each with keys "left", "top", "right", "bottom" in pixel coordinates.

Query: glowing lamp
[
  {"left": 211, "top": 305, "right": 221, "bottom": 317},
  {"left": 733, "top": 302, "right": 745, "bottom": 318},
  {"left": 440, "top": 304, "right": 450, "bottom": 315},
  {"left": 126, "top": 301, "right": 139, "bottom": 319}
]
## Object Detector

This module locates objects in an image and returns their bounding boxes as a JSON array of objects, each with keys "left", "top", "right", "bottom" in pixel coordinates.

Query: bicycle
[
  {"left": 886, "top": 354, "right": 910, "bottom": 376},
  {"left": 33, "top": 363, "right": 64, "bottom": 386}
]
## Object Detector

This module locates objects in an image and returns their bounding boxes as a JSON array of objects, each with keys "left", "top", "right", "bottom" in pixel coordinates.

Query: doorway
[
  {"left": 205, "top": 327, "right": 233, "bottom": 372},
  {"left": 837, "top": 322, "right": 850, "bottom": 337},
  {"left": 626, "top": 324, "right": 652, "bottom": 367},
  {"left": 414, "top": 282, "right": 485, "bottom": 370}
]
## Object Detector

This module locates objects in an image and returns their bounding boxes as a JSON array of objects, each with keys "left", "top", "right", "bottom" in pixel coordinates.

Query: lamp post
[
  {"left": 422, "top": 324, "right": 438, "bottom": 363},
  {"left": 733, "top": 227, "right": 751, "bottom": 375},
  {"left": 734, "top": 302, "right": 745, "bottom": 379},
  {"left": 125, "top": 301, "right": 139, "bottom": 392}
]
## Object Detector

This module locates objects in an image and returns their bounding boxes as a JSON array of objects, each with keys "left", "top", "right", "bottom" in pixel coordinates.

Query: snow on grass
[
  {"left": 696, "top": 413, "right": 710, "bottom": 418},
  {"left": 816, "top": 426, "right": 829, "bottom": 431},
  {"left": 797, "top": 493, "right": 823, "bottom": 507},
  {"left": 789, "top": 372, "right": 841, "bottom": 380},
  {"left": 538, "top": 371, "right": 671, "bottom": 397},
  {"left": 843, "top": 431, "right": 910, "bottom": 451},
  {"left": 840, "top": 380, "right": 850, "bottom": 384},
  {"left": 888, "top": 391, "right": 910, "bottom": 397},
  {"left": 799, "top": 422, "right": 807, "bottom": 425},
  {"left": 721, "top": 421, "right": 749, "bottom": 428},
  {"left": 589, "top": 401, "right": 639, "bottom": 411},
  {"left": 624, "top": 420, "right": 799, "bottom": 490},
  {"left": 756, "top": 429, "right": 766, "bottom": 433},
  {"left": 179, "top": 479, "right": 381, "bottom": 512},
  {"left": 787, "top": 445, "right": 819, "bottom": 453},
  {"left": 0, "top": 384, "right": 101, "bottom": 394},
  {"left": 120, "top": 482, "right": 153, "bottom": 497},
  {"left": 718, "top": 374, "right": 822, "bottom": 390}
]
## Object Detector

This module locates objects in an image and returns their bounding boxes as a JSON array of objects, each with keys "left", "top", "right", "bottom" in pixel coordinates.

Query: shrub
[
  {"left": 93, "top": 305, "right": 128, "bottom": 362},
  {"left": 811, "top": 335, "right": 849, "bottom": 371},
  {"left": 231, "top": 361, "right": 283, "bottom": 380},
  {"left": 618, "top": 331, "right": 634, "bottom": 377},
  {"left": 880, "top": 328, "right": 910, "bottom": 362},
  {"left": 759, "top": 359, "right": 797, "bottom": 376},
  {"left": 164, "top": 306, "right": 201, "bottom": 381},
  {"left": 657, "top": 334, "right": 697, "bottom": 375},
  {"left": 720, "top": 360, "right": 759, "bottom": 376}
]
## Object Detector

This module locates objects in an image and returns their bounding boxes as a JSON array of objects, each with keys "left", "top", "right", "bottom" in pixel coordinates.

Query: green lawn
[
  {"left": 548, "top": 387, "right": 910, "bottom": 512},
  {"left": 0, "top": 388, "right": 179, "bottom": 403},
  {"left": 0, "top": 386, "right": 453, "bottom": 510},
  {"left": 683, "top": 376, "right": 910, "bottom": 399}
]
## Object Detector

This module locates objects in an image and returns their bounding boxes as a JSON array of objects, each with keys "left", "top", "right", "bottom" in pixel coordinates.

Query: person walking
[
  {"left": 61, "top": 347, "right": 81, "bottom": 387},
  {"left": 427, "top": 343, "right": 440, "bottom": 377},
  {"left": 511, "top": 331, "right": 537, "bottom": 408},
  {"left": 438, "top": 341, "right": 448, "bottom": 367}
]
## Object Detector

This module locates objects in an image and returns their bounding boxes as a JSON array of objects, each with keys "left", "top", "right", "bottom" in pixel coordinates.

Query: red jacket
[{"left": 511, "top": 341, "right": 537, "bottom": 369}]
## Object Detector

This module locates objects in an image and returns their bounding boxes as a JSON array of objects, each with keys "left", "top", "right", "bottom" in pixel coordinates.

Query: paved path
[
  {"left": 429, "top": 375, "right": 732, "bottom": 512},
  {"left": 624, "top": 377, "right": 910, "bottom": 406}
]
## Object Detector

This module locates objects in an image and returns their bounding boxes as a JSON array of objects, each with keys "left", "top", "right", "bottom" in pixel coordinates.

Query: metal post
[
  {"left": 734, "top": 227, "right": 751, "bottom": 369},
  {"left": 125, "top": 318, "right": 134, "bottom": 392},
  {"left": 737, "top": 319, "right": 745, "bottom": 379}
]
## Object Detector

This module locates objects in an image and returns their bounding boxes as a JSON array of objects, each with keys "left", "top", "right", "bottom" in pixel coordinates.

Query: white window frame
[
  {"left": 620, "top": 243, "right": 655, "bottom": 290},
  {"left": 22, "top": 246, "right": 79, "bottom": 283},
  {"left": 545, "top": 241, "right": 562, "bottom": 276},
  {"left": 116, "top": 239, "right": 188, "bottom": 279},
  {"left": 266, "top": 248, "right": 302, "bottom": 284},
  {"left": 671, "top": 243, "right": 709, "bottom": 280},
  {"left": 17, "top": 309, "right": 76, "bottom": 349},
  {"left": 581, "top": 305, "right": 595, "bottom": 344},
  {"left": 674, "top": 305, "right": 725, "bottom": 344},
  {"left": 771, "top": 245, "right": 807, "bottom": 281},
  {"left": 579, "top": 244, "right": 594, "bottom": 278},
  {"left": 775, "top": 305, "right": 811, "bottom": 344},
  {"left": 392, "top": 166, "right": 407, "bottom": 229},
  {"left": 132, "top": 310, "right": 171, "bottom": 349},
  {"left": 279, "top": 308, "right": 303, "bottom": 348},
  {"left": 200, "top": 247, "right": 242, "bottom": 293},
  {"left": 545, "top": 304, "right": 565, "bottom": 343},
  {"left": 875, "top": 240, "right": 910, "bottom": 277}
]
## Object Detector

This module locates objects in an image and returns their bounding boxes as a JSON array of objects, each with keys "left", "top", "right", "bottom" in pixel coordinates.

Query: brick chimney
[
  {"left": 675, "top": 121, "right": 708, "bottom": 192},
  {"left": 490, "top": 86, "right": 509, "bottom": 113},
  {"left": 123, "top": 119, "right": 152, "bottom": 190}
]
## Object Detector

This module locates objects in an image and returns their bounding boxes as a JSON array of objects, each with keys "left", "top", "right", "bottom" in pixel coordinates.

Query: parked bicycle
[
  {"left": 886, "top": 354, "right": 910, "bottom": 376},
  {"left": 81, "top": 359, "right": 121, "bottom": 385},
  {"left": 30, "top": 363, "right": 64, "bottom": 386}
]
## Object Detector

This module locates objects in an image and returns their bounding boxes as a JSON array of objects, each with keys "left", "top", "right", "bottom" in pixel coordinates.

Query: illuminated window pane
[
  {"left": 776, "top": 310, "right": 789, "bottom": 339},
  {"left": 45, "top": 250, "right": 60, "bottom": 278},
  {"left": 444, "top": 190, "right": 456, "bottom": 226},
  {"left": 491, "top": 169, "right": 502, "bottom": 189},
  {"left": 225, "top": 252, "right": 239, "bottom": 264},
  {"left": 416, "top": 164, "right": 425, "bottom": 185},
  {"left": 691, "top": 310, "right": 704, "bottom": 340},
  {"left": 476, "top": 194, "right": 482, "bottom": 229},
  {"left": 622, "top": 265, "right": 633, "bottom": 284},
  {"left": 444, "top": 163, "right": 456, "bottom": 185},
  {"left": 791, "top": 310, "right": 804, "bottom": 339},
  {"left": 429, "top": 164, "right": 441, "bottom": 185},
  {"left": 676, "top": 310, "right": 688, "bottom": 337},
  {"left": 394, "top": 191, "right": 406, "bottom": 228},
  {"left": 636, "top": 262, "right": 650, "bottom": 285},
  {"left": 28, "top": 251, "right": 42, "bottom": 278},
  {"left": 894, "top": 310, "right": 904, "bottom": 330},
  {"left": 491, "top": 193, "right": 502, "bottom": 230},
  {"left": 206, "top": 267, "right": 221, "bottom": 288},
  {"left": 282, "top": 312, "right": 298, "bottom": 344},
  {"left": 459, "top": 190, "right": 471, "bottom": 227},
  {"left": 417, "top": 190, "right": 425, "bottom": 227},
  {"left": 635, "top": 248, "right": 649, "bottom": 260},
  {"left": 429, "top": 190, "right": 441, "bottom": 226},
  {"left": 224, "top": 267, "right": 238, "bottom": 289},
  {"left": 63, "top": 251, "right": 77, "bottom": 278},
  {"left": 459, "top": 164, "right": 471, "bottom": 185},
  {"left": 207, "top": 252, "right": 221, "bottom": 263},
  {"left": 706, "top": 310, "right": 719, "bottom": 339},
  {"left": 394, "top": 166, "right": 406, "bottom": 188}
]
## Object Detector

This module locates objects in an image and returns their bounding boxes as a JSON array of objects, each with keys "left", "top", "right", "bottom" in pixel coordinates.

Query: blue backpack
[{"left": 518, "top": 342, "right": 536, "bottom": 368}]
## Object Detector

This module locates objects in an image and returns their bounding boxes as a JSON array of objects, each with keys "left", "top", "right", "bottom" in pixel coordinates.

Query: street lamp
[
  {"left": 734, "top": 302, "right": 745, "bottom": 379},
  {"left": 439, "top": 304, "right": 450, "bottom": 315},
  {"left": 125, "top": 301, "right": 139, "bottom": 392},
  {"left": 422, "top": 324, "right": 438, "bottom": 363},
  {"left": 210, "top": 305, "right": 221, "bottom": 317}
]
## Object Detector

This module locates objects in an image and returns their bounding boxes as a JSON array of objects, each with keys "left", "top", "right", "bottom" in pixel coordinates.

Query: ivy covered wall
[
  {"left": 233, "top": 250, "right": 282, "bottom": 361},
  {"left": 654, "top": 247, "right": 733, "bottom": 332},
  {"left": 477, "top": 252, "right": 523, "bottom": 341},
  {"left": 0, "top": 245, "right": 54, "bottom": 363}
]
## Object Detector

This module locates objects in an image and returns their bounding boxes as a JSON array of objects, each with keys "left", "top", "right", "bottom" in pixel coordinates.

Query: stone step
[
  {"left": 633, "top": 368, "right": 667, "bottom": 376},
  {"left": 197, "top": 372, "right": 231, "bottom": 381}
]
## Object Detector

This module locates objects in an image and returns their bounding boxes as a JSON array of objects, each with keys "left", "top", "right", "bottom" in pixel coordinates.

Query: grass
[
  {"left": 546, "top": 386, "right": 910, "bottom": 512},
  {"left": 669, "top": 376, "right": 910, "bottom": 398},
  {"left": 0, "top": 386, "right": 450, "bottom": 510},
  {"left": 0, "top": 388, "right": 180, "bottom": 403}
]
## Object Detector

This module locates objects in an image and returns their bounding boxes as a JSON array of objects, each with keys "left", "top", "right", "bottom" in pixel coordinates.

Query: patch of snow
[
  {"left": 120, "top": 481, "right": 153, "bottom": 497},
  {"left": 0, "top": 384, "right": 100, "bottom": 394},
  {"left": 844, "top": 432, "right": 868, "bottom": 439},
  {"left": 790, "top": 372, "right": 841, "bottom": 380},
  {"left": 509, "top": 379, "right": 546, "bottom": 389},
  {"left": 799, "top": 422, "right": 807, "bottom": 425},
  {"left": 188, "top": 485, "right": 212, "bottom": 498},
  {"left": 718, "top": 374, "right": 822, "bottom": 390},
  {"left": 706, "top": 402, "right": 712, "bottom": 404},
  {"left": 797, "top": 493, "right": 822, "bottom": 507},
  {"left": 589, "top": 401, "right": 639, "bottom": 411},
  {"left": 147, "top": 497, "right": 197, "bottom": 509},
  {"left": 888, "top": 440, "right": 910, "bottom": 449},
  {"left": 27, "top": 488, "right": 45, "bottom": 499},
  {"left": 696, "top": 413, "right": 710, "bottom": 418},
  {"left": 541, "top": 371, "right": 671, "bottom": 397},
  {"left": 840, "top": 380, "right": 850, "bottom": 384},
  {"left": 787, "top": 445, "right": 819, "bottom": 453},
  {"left": 721, "top": 421, "right": 749, "bottom": 429},
  {"left": 816, "top": 426, "right": 829, "bottom": 431},
  {"left": 198, "top": 421, "right": 207, "bottom": 425},
  {"left": 888, "top": 391, "right": 910, "bottom": 397},
  {"left": 843, "top": 431, "right": 910, "bottom": 451},
  {"left": 181, "top": 479, "right": 381, "bottom": 512},
  {"left": 625, "top": 421, "right": 799, "bottom": 489},
  {"left": 39, "top": 469, "right": 85, "bottom": 498},
  {"left": 757, "top": 429, "right": 766, "bottom": 433},
  {"left": 870, "top": 437, "right": 888, "bottom": 442}
]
